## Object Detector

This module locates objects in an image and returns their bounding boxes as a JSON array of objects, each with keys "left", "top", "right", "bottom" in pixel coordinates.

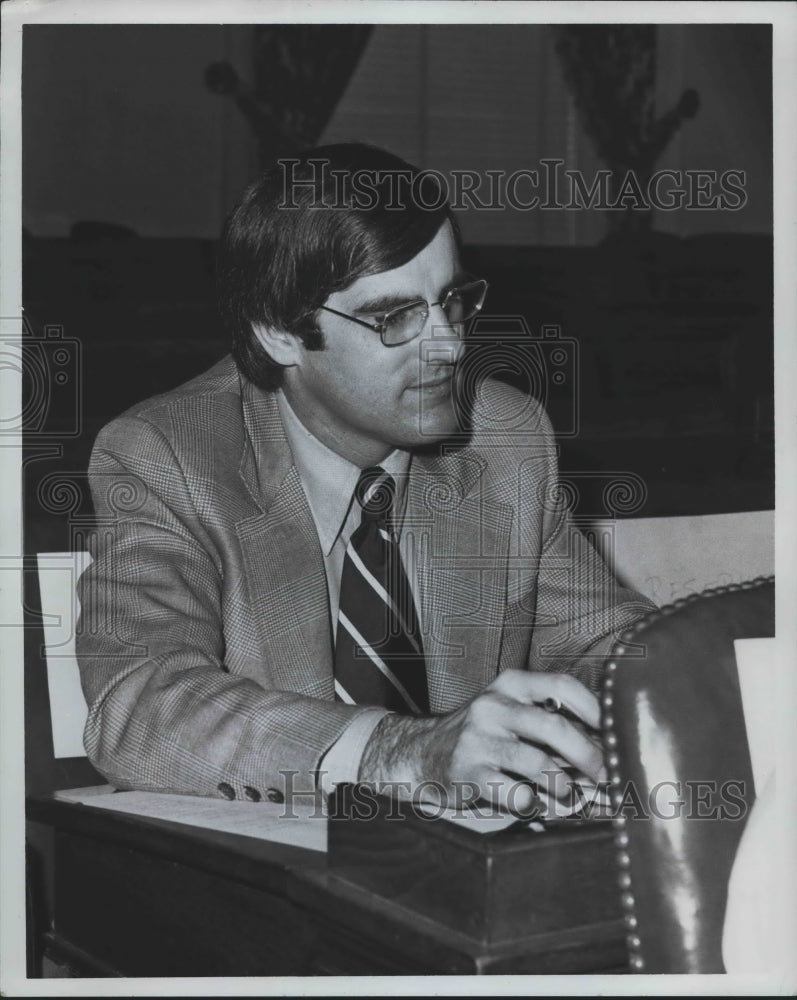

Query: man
[{"left": 77, "top": 143, "right": 653, "bottom": 815}]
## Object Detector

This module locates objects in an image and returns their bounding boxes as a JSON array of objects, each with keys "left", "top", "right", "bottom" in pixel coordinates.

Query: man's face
[{"left": 281, "top": 221, "right": 467, "bottom": 466}]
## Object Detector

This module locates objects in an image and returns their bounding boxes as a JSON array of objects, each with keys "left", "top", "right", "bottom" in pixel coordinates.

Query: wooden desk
[{"left": 27, "top": 795, "right": 629, "bottom": 977}]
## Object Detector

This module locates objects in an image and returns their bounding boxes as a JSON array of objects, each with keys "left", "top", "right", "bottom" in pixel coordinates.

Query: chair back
[{"left": 602, "top": 577, "right": 775, "bottom": 972}]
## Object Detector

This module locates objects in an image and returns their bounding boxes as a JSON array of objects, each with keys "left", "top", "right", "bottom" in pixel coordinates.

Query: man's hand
[{"left": 357, "top": 670, "right": 605, "bottom": 815}]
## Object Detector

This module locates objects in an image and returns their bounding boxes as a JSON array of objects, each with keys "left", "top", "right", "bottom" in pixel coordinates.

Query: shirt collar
[{"left": 277, "top": 390, "right": 411, "bottom": 556}]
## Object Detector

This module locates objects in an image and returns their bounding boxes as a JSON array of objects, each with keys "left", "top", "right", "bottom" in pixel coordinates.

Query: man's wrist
[
  {"left": 357, "top": 712, "right": 440, "bottom": 789},
  {"left": 318, "top": 708, "right": 389, "bottom": 796}
]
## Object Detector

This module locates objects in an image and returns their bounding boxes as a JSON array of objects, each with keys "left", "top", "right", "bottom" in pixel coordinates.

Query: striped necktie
[{"left": 334, "top": 466, "right": 429, "bottom": 714}]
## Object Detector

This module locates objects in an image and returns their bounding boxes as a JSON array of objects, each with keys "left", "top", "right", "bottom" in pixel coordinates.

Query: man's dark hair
[{"left": 218, "top": 142, "right": 457, "bottom": 391}]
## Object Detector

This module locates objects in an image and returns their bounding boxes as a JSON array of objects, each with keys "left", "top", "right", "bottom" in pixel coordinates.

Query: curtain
[
  {"left": 555, "top": 25, "right": 698, "bottom": 235},
  {"left": 206, "top": 26, "right": 373, "bottom": 163}
]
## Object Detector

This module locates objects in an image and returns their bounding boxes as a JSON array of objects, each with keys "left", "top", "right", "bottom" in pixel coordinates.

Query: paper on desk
[
  {"left": 55, "top": 775, "right": 609, "bottom": 847},
  {"left": 734, "top": 637, "right": 777, "bottom": 794},
  {"left": 414, "top": 802, "right": 526, "bottom": 833},
  {"left": 54, "top": 787, "right": 327, "bottom": 852}
]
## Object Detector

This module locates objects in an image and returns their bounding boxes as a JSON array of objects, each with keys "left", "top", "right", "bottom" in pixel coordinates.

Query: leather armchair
[{"left": 601, "top": 576, "right": 775, "bottom": 972}]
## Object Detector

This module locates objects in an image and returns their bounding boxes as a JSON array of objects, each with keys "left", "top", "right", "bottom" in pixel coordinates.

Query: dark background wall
[
  {"left": 22, "top": 25, "right": 257, "bottom": 238},
  {"left": 23, "top": 24, "right": 771, "bottom": 242},
  {"left": 21, "top": 22, "right": 773, "bottom": 797}
]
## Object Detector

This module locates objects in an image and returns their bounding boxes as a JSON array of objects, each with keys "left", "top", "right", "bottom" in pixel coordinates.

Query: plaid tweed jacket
[{"left": 77, "top": 355, "right": 653, "bottom": 800}]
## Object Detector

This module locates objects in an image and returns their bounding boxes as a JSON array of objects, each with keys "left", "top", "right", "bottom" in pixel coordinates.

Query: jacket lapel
[
  {"left": 407, "top": 447, "right": 512, "bottom": 713},
  {"left": 235, "top": 380, "right": 334, "bottom": 698}
]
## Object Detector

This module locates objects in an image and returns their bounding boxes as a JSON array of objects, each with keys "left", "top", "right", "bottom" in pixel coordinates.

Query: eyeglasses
[{"left": 318, "top": 278, "right": 489, "bottom": 347}]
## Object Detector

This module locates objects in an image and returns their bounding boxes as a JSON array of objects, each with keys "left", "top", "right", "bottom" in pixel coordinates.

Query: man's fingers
[
  {"left": 473, "top": 768, "right": 540, "bottom": 816},
  {"left": 511, "top": 704, "right": 605, "bottom": 782},
  {"left": 441, "top": 671, "right": 606, "bottom": 808},
  {"left": 502, "top": 741, "right": 575, "bottom": 801},
  {"left": 492, "top": 669, "right": 602, "bottom": 731}
]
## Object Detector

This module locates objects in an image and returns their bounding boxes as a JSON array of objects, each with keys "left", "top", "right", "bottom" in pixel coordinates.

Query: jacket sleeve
[
  {"left": 76, "top": 413, "right": 375, "bottom": 800},
  {"left": 522, "top": 404, "right": 656, "bottom": 692}
]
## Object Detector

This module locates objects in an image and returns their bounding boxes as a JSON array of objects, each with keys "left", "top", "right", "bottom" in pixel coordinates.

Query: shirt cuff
[{"left": 318, "top": 709, "right": 390, "bottom": 797}]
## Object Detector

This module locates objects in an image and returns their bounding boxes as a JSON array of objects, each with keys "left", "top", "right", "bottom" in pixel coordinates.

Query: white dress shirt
[{"left": 277, "top": 391, "right": 415, "bottom": 791}]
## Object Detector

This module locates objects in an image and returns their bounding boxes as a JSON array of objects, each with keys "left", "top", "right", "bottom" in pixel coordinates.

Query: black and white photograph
[{"left": 1, "top": 0, "right": 795, "bottom": 994}]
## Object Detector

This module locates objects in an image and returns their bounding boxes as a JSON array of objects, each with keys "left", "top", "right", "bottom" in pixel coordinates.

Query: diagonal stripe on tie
[
  {"left": 334, "top": 466, "right": 429, "bottom": 714},
  {"left": 338, "top": 611, "right": 423, "bottom": 714},
  {"left": 334, "top": 679, "right": 356, "bottom": 704},
  {"left": 344, "top": 544, "right": 423, "bottom": 656}
]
